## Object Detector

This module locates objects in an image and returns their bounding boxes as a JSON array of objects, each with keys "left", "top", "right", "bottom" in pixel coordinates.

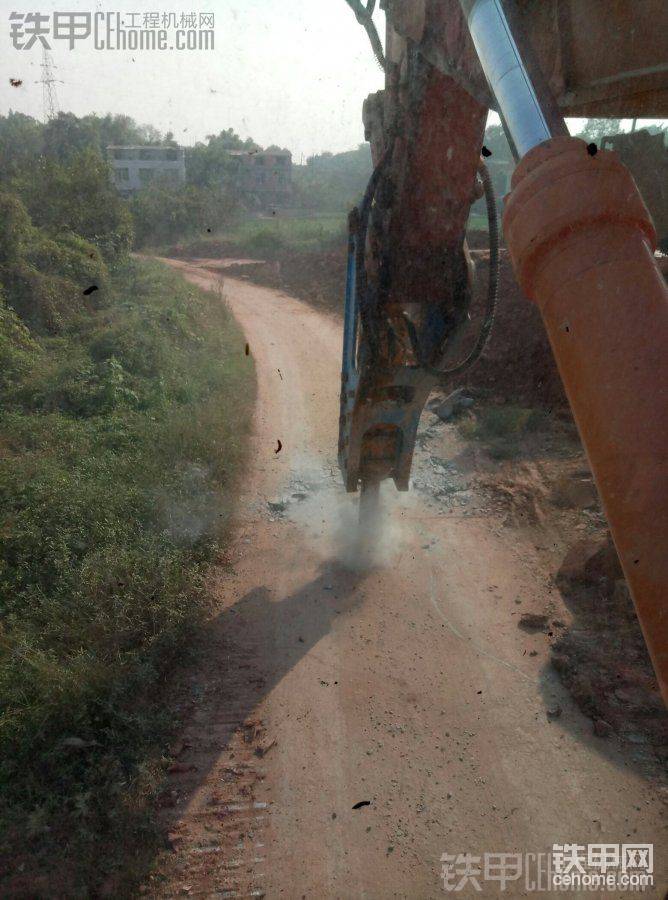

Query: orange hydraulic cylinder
[{"left": 503, "top": 136, "right": 668, "bottom": 704}]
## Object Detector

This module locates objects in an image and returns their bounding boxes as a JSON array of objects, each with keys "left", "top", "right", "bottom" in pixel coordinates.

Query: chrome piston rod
[{"left": 460, "top": 0, "right": 566, "bottom": 157}]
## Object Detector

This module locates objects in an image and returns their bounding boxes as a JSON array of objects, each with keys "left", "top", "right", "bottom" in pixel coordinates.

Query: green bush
[
  {"left": 23, "top": 231, "right": 108, "bottom": 294},
  {"left": 3, "top": 261, "right": 85, "bottom": 333},
  {"left": 246, "top": 227, "right": 288, "bottom": 256},
  {"left": 0, "top": 192, "right": 111, "bottom": 334},
  {"left": 130, "top": 181, "right": 238, "bottom": 248},
  {"left": 0, "top": 290, "right": 40, "bottom": 390},
  {"left": 0, "top": 259, "right": 253, "bottom": 887},
  {"left": 12, "top": 149, "right": 133, "bottom": 266},
  {"left": 0, "top": 192, "right": 32, "bottom": 264}
]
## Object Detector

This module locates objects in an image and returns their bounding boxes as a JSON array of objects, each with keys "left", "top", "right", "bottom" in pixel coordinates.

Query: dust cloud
[{"left": 276, "top": 454, "right": 421, "bottom": 571}]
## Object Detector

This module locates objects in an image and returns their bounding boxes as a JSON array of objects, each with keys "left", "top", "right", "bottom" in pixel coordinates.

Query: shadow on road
[{"left": 129, "top": 558, "right": 366, "bottom": 890}]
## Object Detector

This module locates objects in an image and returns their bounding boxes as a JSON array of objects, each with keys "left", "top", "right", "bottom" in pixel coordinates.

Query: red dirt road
[{"left": 152, "top": 259, "right": 665, "bottom": 899}]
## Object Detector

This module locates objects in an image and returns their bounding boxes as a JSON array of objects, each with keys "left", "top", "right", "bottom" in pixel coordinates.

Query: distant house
[
  {"left": 228, "top": 149, "right": 292, "bottom": 209},
  {"left": 107, "top": 145, "right": 186, "bottom": 194}
]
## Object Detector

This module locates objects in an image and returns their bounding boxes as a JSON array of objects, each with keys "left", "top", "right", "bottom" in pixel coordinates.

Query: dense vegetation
[
  {"left": 169, "top": 212, "right": 347, "bottom": 260},
  {"left": 0, "top": 111, "right": 243, "bottom": 251},
  {"left": 0, "top": 111, "right": 373, "bottom": 250},
  {"left": 0, "top": 111, "right": 253, "bottom": 890}
]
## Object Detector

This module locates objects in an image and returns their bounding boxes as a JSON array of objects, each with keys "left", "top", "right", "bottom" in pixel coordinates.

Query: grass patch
[
  {"left": 458, "top": 403, "right": 547, "bottom": 459},
  {"left": 0, "top": 258, "right": 254, "bottom": 892},
  {"left": 168, "top": 213, "right": 347, "bottom": 260},
  {"left": 229, "top": 214, "right": 345, "bottom": 249}
]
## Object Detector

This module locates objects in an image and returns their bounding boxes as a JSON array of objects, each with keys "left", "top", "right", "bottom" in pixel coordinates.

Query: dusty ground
[
  {"left": 419, "top": 400, "right": 668, "bottom": 764},
  {"left": 144, "top": 259, "right": 666, "bottom": 899}
]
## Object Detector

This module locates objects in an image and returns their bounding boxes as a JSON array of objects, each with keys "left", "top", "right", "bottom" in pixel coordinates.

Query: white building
[{"left": 107, "top": 145, "right": 186, "bottom": 194}]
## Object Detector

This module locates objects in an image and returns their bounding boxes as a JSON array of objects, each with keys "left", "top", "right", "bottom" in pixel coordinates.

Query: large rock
[
  {"left": 430, "top": 388, "right": 474, "bottom": 423},
  {"left": 552, "top": 472, "right": 599, "bottom": 509},
  {"left": 556, "top": 534, "right": 623, "bottom": 589}
]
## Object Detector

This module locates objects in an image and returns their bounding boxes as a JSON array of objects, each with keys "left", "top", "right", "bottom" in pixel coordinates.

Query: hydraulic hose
[
  {"left": 434, "top": 159, "right": 500, "bottom": 378},
  {"left": 352, "top": 145, "right": 393, "bottom": 363},
  {"left": 350, "top": 154, "right": 499, "bottom": 377}
]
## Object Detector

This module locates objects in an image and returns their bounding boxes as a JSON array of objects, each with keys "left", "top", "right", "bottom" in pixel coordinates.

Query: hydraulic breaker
[{"left": 339, "top": 49, "right": 497, "bottom": 500}]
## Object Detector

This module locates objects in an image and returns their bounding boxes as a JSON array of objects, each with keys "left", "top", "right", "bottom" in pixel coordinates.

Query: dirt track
[{"left": 152, "top": 259, "right": 665, "bottom": 899}]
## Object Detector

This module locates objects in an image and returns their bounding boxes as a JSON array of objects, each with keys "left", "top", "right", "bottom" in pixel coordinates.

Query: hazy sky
[
  {"left": 0, "top": 0, "right": 386, "bottom": 159},
  {"left": 1, "top": 3, "right": 663, "bottom": 159}
]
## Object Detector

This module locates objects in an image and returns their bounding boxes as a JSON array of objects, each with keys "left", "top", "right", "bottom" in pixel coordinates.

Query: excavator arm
[{"left": 339, "top": 0, "right": 668, "bottom": 702}]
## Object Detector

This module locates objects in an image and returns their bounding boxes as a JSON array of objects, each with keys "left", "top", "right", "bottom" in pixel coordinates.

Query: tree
[
  {"left": 14, "top": 148, "right": 133, "bottom": 265},
  {"left": 84, "top": 113, "right": 157, "bottom": 151},
  {"left": 186, "top": 129, "right": 260, "bottom": 190},
  {"left": 575, "top": 118, "right": 622, "bottom": 143},
  {"left": 0, "top": 112, "right": 44, "bottom": 183},
  {"left": 129, "top": 181, "right": 238, "bottom": 247},
  {"left": 481, "top": 122, "right": 513, "bottom": 161},
  {"left": 43, "top": 112, "right": 101, "bottom": 163}
]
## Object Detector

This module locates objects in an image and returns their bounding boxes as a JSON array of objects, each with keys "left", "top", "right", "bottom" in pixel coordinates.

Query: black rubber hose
[
  {"left": 353, "top": 146, "right": 393, "bottom": 360},
  {"left": 434, "top": 160, "right": 500, "bottom": 379},
  {"left": 350, "top": 154, "right": 498, "bottom": 378}
]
